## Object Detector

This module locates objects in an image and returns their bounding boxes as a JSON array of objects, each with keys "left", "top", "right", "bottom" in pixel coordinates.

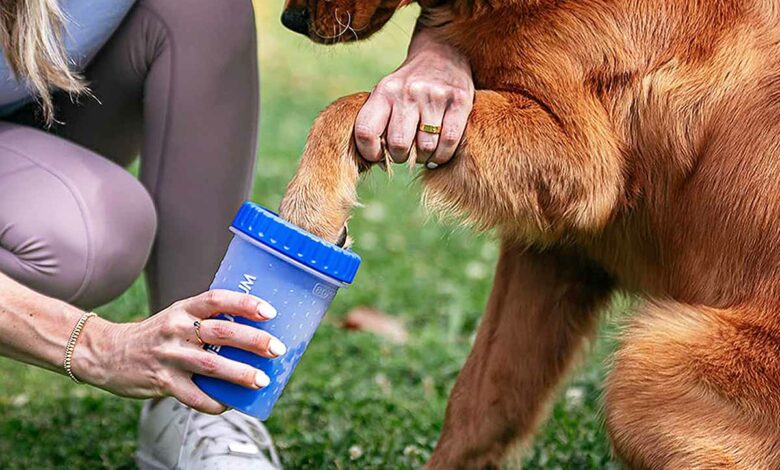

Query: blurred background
[{"left": 0, "top": 1, "right": 624, "bottom": 468}]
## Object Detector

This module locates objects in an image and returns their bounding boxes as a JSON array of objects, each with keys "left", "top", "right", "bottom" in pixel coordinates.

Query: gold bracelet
[{"left": 63, "top": 312, "right": 97, "bottom": 384}]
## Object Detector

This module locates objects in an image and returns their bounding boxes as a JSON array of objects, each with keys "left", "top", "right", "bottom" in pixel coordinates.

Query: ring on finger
[
  {"left": 193, "top": 320, "right": 204, "bottom": 345},
  {"left": 418, "top": 123, "right": 442, "bottom": 135}
]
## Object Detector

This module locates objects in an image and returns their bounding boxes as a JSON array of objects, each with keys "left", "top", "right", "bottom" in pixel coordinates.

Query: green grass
[{"left": 0, "top": 2, "right": 626, "bottom": 468}]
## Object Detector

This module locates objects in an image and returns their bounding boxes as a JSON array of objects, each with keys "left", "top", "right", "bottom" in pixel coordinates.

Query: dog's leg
[
  {"left": 421, "top": 90, "right": 624, "bottom": 243},
  {"left": 426, "top": 242, "right": 614, "bottom": 469},
  {"left": 605, "top": 303, "right": 780, "bottom": 469},
  {"left": 281, "top": 89, "right": 624, "bottom": 246},
  {"left": 279, "top": 92, "right": 370, "bottom": 243}
]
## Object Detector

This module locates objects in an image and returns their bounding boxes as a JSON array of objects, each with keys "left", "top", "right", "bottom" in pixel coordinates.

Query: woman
[{"left": 0, "top": 0, "right": 474, "bottom": 468}]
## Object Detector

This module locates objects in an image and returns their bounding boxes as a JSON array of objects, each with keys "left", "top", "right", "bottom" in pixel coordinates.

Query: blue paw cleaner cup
[{"left": 194, "top": 202, "right": 360, "bottom": 419}]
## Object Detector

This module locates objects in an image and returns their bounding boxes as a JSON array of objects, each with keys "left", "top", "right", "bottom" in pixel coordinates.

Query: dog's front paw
[
  {"left": 278, "top": 92, "right": 372, "bottom": 244},
  {"left": 278, "top": 192, "right": 347, "bottom": 244}
]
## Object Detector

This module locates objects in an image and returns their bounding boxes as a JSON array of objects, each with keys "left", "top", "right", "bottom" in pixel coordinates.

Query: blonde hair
[{"left": 0, "top": 0, "right": 86, "bottom": 123}]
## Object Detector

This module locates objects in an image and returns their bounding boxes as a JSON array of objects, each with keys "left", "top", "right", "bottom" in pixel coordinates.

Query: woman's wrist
[
  {"left": 70, "top": 315, "right": 116, "bottom": 387},
  {"left": 407, "top": 26, "right": 470, "bottom": 70}
]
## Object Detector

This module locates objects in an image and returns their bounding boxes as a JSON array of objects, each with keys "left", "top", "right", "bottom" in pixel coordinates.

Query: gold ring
[
  {"left": 193, "top": 320, "right": 204, "bottom": 345},
  {"left": 418, "top": 123, "right": 442, "bottom": 135}
]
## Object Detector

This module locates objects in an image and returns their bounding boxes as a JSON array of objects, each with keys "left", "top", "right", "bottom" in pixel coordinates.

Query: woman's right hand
[{"left": 72, "top": 290, "right": 286, "bottom": 414}]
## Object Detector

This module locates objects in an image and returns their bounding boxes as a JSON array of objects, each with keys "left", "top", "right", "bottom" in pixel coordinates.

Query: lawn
[{"left": 0, "top": 2, "right": 626, "bottom": 468}]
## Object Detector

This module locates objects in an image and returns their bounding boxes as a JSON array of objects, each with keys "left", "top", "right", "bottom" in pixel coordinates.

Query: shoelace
[{"left": 177, "top": 407, "right": 282, "bottom": 468}]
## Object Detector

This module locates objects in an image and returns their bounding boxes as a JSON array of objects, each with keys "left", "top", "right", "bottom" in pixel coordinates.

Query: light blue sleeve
[{"left": 0, "top": 0, "right": 136, "bottom": 115}]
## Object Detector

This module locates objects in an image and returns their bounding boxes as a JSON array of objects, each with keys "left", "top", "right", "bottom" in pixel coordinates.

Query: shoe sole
[{"left": 135, "top": 451, "right": 171, "bottom": 470}]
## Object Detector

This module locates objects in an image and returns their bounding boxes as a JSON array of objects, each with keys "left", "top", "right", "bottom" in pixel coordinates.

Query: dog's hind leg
[
  {"left": 605, "top": 303, "right": 780, "bottom": 469},
  {"left": 426, "top": 242, "right": 614, "bottom": 469}
]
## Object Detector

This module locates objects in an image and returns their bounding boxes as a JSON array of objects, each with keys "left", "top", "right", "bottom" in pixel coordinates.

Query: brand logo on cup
[
  {"left": 238, "top": 273, "right": 257, "bottom": 294},
  {"left": 312, "top": 283, "right": 336, "bottom": 300}
]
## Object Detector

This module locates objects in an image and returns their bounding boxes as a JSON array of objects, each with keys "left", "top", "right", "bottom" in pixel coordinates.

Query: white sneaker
[{"left": 135, "top": 397, "right": 282, "bottom": 470}]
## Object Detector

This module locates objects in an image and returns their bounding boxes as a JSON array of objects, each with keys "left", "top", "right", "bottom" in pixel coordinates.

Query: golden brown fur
[{"left": 279, "top": 0, "right": 780, "bottom": 468}]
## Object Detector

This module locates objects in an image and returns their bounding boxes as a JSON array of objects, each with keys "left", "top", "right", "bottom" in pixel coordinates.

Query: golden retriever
[{"left": 277, "top": 1, "right": 780, "bottom": 468}]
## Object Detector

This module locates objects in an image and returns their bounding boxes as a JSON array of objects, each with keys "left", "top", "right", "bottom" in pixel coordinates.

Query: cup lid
[{"left": 230, "top": 202, "right": 361, "bottom": 284}]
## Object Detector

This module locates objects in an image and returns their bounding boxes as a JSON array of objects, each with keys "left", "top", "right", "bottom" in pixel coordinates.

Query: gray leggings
[{"left": 0, "top": 0, "right": 259, "bottom": 312}]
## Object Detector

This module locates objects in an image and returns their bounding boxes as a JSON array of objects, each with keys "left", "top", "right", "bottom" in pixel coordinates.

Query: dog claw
[{"left": 336, "top": 226, "right": 348, "bottom": 247}]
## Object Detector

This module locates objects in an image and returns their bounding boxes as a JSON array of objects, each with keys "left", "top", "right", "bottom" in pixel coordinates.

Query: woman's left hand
[{"left": 354, "top": 27, "right": 474, "bottom": 169}]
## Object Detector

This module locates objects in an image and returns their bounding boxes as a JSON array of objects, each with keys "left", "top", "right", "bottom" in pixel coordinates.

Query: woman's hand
[
  {"left": 355, "top": 27, "right": 474, "bottom": 169},
  {"left": 73, "top": 290, "right": 285, "bottom": 414}
]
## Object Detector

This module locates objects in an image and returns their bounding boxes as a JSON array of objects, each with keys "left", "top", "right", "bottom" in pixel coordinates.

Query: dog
[{"left": 277, "top": 1, "right": 780, "bottom": 468}]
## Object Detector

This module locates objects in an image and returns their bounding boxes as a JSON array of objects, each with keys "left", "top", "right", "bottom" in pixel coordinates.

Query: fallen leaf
[{"left": 342, "top": 307, "right": 408, "bottom": 344}]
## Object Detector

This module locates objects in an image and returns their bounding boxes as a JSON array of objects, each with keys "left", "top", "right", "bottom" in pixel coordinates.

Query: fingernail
[
  {"left": 426, "top": 161, "right": 439, "bottom": 170},
  {"left": 269, "top": 338, "right": 287, "bottom": 357},
  {"left": 257, "top": 301, "right": 277, "bottom": 320},
  {"left": 255, "top": 370, "right": 270, "bottom": 388}
]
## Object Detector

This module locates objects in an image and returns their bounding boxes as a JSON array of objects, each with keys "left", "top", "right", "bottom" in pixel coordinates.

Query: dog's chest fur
[{"left": 424, "top": 0, "right": 780, "bottom": 305}]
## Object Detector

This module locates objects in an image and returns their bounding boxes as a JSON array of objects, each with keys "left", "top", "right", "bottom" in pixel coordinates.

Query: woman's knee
[
  {"left": 0, "top": 127, "right": 156, "bottom": 309},
  {"left": 74, "top": 169, "right": 157, "bottom": 309}
]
